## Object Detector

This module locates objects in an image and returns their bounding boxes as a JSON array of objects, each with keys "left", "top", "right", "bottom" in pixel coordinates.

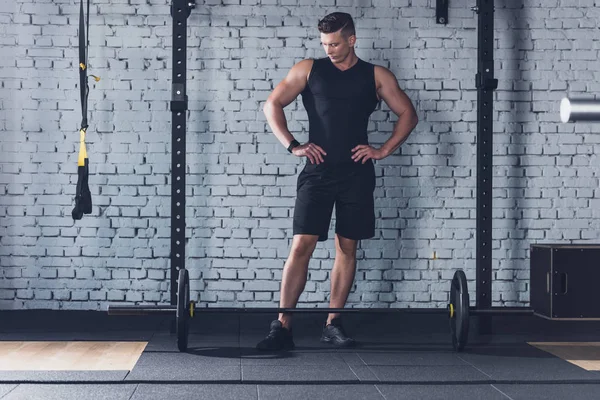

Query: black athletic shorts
[{"left": 293, "top": 161, "right": 376, "bottom": 242}]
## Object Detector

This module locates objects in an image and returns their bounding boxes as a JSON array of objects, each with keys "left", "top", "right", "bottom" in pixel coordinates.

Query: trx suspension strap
[{"left": 72, "top": 0, "right": 99, "bottom": 220}]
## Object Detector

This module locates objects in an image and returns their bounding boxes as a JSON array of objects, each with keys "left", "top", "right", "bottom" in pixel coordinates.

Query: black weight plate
[
  {"left": 449, "top": 269, "right": 470, "bottom": 352},
  {"left": 177, "top": 268, "right": 190, "bottom": 352},
  {"left": 449, "top": 276, "right": 457, "bottom": 349}
]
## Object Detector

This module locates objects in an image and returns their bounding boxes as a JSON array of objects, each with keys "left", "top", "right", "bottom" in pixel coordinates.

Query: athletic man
[{"left": 257, "top": 12, "right": 418, "bottom": 351}]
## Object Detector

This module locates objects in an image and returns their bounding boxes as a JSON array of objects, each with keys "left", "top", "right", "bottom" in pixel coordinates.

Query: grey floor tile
[
  {"left": 241, "top": 333, "right": 450, "bottom": 353},
  {"left": 368, "top": 365, "right": 490, "bottom": 382},
  {"left": 347, "top": 365, "right": 379, "bottom": 381},
  {"left": 241, "top": 351, "right": 346, "bottom": 366},
  {"left": 127, "top": 365, "right": 241, "bottom": 382},
  {"left": 135, "top": 349, "right": 240, "bottom": 365},
  {"left": 242, "top": 365, "right": 360, "bottom": 382},
  {"left": 239, "top": 334, "right": 327, "bottom": 350},
  {"left": 2, "top": 384, "right": 136, "bottom": 400},
  {"left": 355, "top": 333, "right": 460, "bottom": 346},
  {"left": 0, "top": 371, "right": 128, "bottom": 382},
  {"left": 131, "top": 384, "right": 257, "bottom": 400},
  {"left": 241, "top": 330, "right": 454, "bottom": 351},
  {"left": 352, "top": 342, "right": 456, "bottom": 351},
  {"left": 144, "top": 333, "right": 239, "bottom": 352},
  {"left": 0, "top": 384, "right": 17, "bottom": 398},
  {"left": 463, "top": 344, "right": 554, "bottom": 357},
  {"left": 126, "top": 352, "right": 241, "bottom": 381},
  {"left": 376, "top": 384, "right": 508, "bottom": 400},
  {"left": 339, "top": 353, "right": 366, "bottom": 366},
  {"left": 458, "top": 346, "right": 600, "bottom": 381},
  {"left": 353, "top": 351, "right": 469, "bottom": 366},
  {"left": 494, "top": 384, "right": 600, "bottom": 400},
  {"left": 258, "top": 384, "right": 384, "bottom": 400}
]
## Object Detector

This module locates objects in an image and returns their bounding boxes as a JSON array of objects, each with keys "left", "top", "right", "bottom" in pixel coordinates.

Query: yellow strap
[
  {"left": 79, "top": 63, "right": 86, "bottom": 70},
  {"left": 78, "top": 128, "right": 87, "bottom": 166}
]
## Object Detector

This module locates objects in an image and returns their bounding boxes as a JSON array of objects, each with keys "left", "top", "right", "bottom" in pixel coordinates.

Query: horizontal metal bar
[
  {"left": 560, "top": 98, "right": 600, "bottom": 122},
  {"left": 107, "top": 305, "right": 176, "bottom": 315},
  {"left": 470, "top": 307, "right": 534, "bottom": 316},
  {"left": 193, "top": 307, "right": 452, "bottom": 314},
  {"left": 107, "top": 306, "right": 450, "bottom": 315},
  {"left": 107, "top": 305, "right": 535, "bottom": 317}
]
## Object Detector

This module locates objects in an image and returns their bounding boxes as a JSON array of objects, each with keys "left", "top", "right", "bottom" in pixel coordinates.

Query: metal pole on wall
[
  {"left": 170, "top": 0, "right": 195, "bottom": 310},
  {"left": 474, "top": 0, "right": 498, "bottom": 335}
]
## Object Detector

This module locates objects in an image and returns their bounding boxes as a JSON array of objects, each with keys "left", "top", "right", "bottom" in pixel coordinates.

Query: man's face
[{"left": 320, "top": 30, "right": 354, "bottom": 63}]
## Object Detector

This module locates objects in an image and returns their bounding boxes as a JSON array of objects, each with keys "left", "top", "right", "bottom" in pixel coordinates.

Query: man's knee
[
  {"left": 335, "top": 234, "right": 358, "bottom": 259},
  {"left": 289, "top": 234, "right": 319, "bottom": 259}
]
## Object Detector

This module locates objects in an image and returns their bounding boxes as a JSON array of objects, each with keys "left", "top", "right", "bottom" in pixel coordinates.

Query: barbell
[
  {"left": 560, "top": 97, "right": 600, "bottom": 123},
  {"left": 107, "top": 269, "right": 534, "bottom": 352}
]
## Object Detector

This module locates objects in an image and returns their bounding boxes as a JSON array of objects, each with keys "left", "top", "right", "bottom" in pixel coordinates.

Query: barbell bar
[
  {"left": 560, "top": 97, "right": 600, "bottom": 123},
  {"left": 108, "top": 305, "right": 177, "bottom": 315},
  {"left": 107, "top": 305, "right": 534, "bottom": 316},
  {"left": 107, "top": 269, "right": 534, "bottom": 352}
]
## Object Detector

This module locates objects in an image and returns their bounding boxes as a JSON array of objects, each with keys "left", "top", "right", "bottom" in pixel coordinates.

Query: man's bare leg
[
  {"left": 327, "top": 234, "right": 358, "bottom": 325},
  {"left": 278, "top": 234, "right": 319, "bottom": 329}
]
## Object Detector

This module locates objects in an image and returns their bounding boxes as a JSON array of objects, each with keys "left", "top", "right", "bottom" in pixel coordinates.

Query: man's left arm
[
  {"left": 375, "top": 66, "right": 418, "bottom": 158},
  {"left": 351, "top": 66, "right": 418, "bottom": 164}
]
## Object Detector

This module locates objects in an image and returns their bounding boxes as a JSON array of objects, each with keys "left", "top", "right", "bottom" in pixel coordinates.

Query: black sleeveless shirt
[{"left": 300, "top": 57, "right": 379, "bottom": 166}]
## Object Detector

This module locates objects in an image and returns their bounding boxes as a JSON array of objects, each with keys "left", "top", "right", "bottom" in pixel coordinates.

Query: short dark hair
[{"left": 317, "top": 12, "right": 355, "bottom": 38}]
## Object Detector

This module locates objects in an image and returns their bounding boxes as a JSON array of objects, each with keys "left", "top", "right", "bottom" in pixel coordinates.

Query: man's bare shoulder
[
  {"left": 373, "top": 64, "right": 396, "bottom": 81},
  {"left": 292, "top": 59, "right": 314, "bottom": 73},
  {"left": 287, "top": 59, "right": 314, "bottom": 82}
]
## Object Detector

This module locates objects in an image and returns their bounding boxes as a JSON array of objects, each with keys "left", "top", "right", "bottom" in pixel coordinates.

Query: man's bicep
[
  {"left": 267, "top": 60, "right": 311, "bottom": 108},
  {"left": 376, "top": 68, "right": 417, "bottom": 118}
]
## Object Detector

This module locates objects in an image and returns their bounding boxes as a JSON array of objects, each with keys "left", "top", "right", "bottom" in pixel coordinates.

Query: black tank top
[{"left": 301, "top": 57, "right": 379, "bottom": 166}]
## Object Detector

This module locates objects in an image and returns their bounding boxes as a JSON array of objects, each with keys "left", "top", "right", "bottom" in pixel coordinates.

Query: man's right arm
[
  {"left": 263, "top": 59, "right": 327, "bottom": 164},
  {"left": 263, "top": 60, "right": 311, "bottom": 149}
]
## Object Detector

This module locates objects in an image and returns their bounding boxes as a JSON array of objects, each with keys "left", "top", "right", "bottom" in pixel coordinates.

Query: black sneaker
[
  {"left": 256, "top": 320, "right": 295, "bottom": 351},
  {"left": 321, "top": 318, "right": 356, "bottom": 348}
]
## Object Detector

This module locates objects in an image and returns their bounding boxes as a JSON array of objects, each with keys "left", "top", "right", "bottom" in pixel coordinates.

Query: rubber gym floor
[{"left": 0, "top": 311, "right": 599, "bottom": 399}]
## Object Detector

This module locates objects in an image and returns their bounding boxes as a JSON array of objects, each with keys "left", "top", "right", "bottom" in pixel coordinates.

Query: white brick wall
[{"left": 1, "top": 0, "right": 599, "bottom": 310}]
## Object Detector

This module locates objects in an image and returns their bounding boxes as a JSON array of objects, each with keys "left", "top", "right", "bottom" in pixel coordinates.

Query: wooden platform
[
  {"left": 0, "top": 341, "right": 147, "bottom": 371},
  {"left": 2, "top": 340, "right": 598, "bottom": 372},
  {"left": 529, "top": 342, "right": 600, "bottom": 371}
]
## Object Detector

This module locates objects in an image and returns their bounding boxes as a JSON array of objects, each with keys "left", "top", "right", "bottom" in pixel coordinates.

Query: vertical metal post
[
  {"left": 475, "top": 0, "right": 497, "bottom": 335},
  {"left": 170, "top": 0, "right": 193, "bottom": 307}
]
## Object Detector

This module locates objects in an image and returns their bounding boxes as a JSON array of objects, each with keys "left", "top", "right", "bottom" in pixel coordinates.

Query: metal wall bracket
[
  {"left": 436, "top": 0, "right": 449, "bottom": 24},
  {"left": 170, "top": 0, "right": 196, "bottom": 18},
  {"left": 475, "top": 73, "right": 499, "bottom": 90}
]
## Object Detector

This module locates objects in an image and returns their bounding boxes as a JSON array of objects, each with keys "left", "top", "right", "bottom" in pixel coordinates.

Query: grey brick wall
[{"left": 1, "top": 0, "right": 599, "bottom": 310}]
